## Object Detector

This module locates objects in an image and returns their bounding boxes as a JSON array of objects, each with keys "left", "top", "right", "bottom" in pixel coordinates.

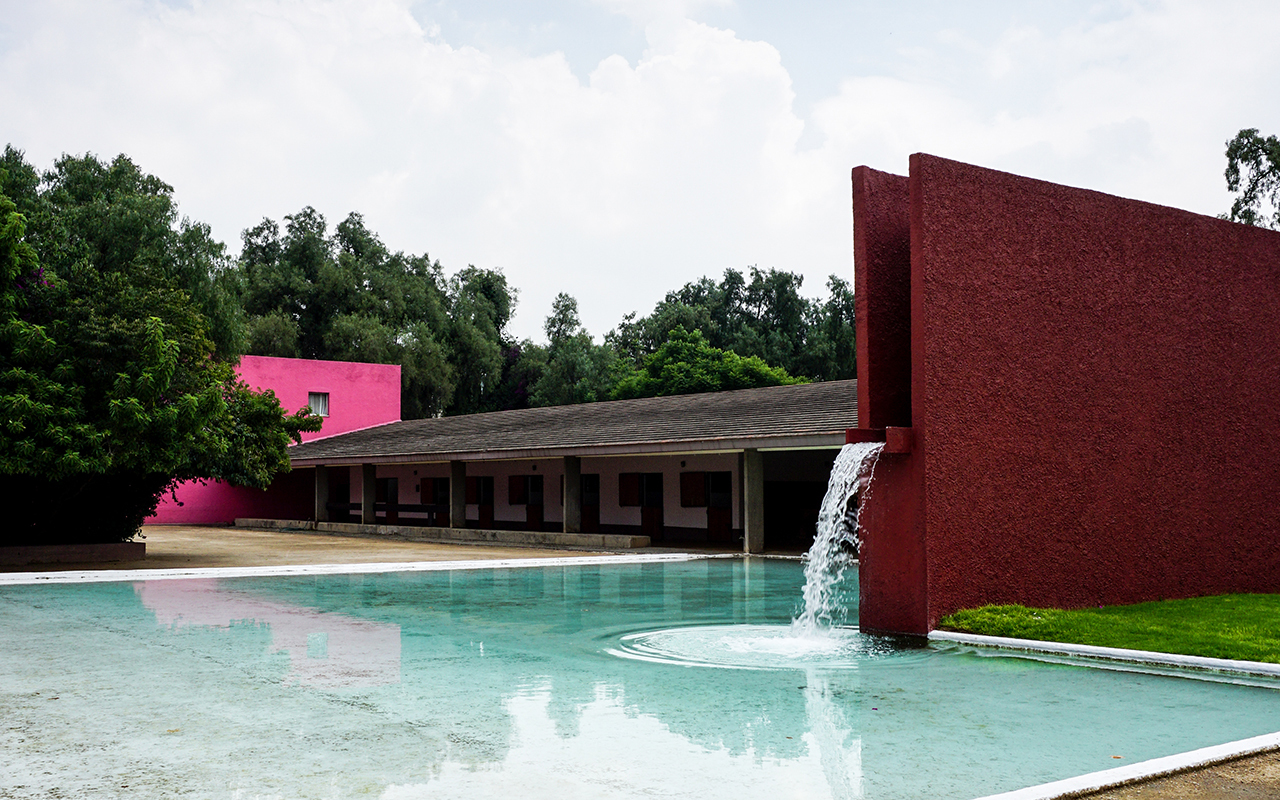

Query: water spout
[{"left": 792, "top": 442, "right": 884, "bottom": 634}]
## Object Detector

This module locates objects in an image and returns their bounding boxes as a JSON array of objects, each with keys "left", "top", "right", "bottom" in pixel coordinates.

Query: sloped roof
[{"left": 289, "top": 379, "right": 858, "bottom": 465}]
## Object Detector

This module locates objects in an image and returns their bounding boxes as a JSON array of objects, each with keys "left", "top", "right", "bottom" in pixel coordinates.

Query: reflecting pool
[{"left": 1, "top": 558, "right": 1278, "bottom": 799}]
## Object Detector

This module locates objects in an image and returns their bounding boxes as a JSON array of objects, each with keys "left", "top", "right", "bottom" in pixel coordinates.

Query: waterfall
[{"left": 792, "top": 442, "right": 884, "bottom": 634}]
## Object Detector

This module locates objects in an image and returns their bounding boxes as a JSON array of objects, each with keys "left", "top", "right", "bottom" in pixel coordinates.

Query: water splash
[{"left": 792, "top": 442, "right": 884, "bottom": 634}]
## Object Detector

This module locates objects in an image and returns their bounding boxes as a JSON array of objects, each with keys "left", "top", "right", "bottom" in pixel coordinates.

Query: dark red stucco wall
[
  {"left": 852, "top": 166, "right": 929, "bottom": 634},
  {"left": 856, "top": 153, "right": 1280, "bottom": 633}
]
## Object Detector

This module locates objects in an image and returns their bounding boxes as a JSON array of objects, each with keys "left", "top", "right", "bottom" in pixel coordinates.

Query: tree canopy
[
  {"left": 0, "top": 147, "right": 318, "bottom": 544},
  {"left": 1224, "top": 128, "right": 1280, "bottom": 230},
  {"left": 235, "top": 209, "right": 519, "bottom": 418},
  {"left": 611, "top": 326, "right": 807, "bottom": 399},
  {"left": 605, "top": 267, "right": 856, "bottom": 382}
]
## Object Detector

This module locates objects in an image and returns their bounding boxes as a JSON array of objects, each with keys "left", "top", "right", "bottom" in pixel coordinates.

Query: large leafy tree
[
  {"left": 611, "top": 326, "right": 807, "bottom": 400},
  {"left": 529, "top": 293, "right": 617, "bottom": 407},
  {"left": 0, "top": 148, "right": 317, "bottom": 545},
  {"left": 1224, "top": 128, "right": 1280, "bottom": 230},
  {"left": 606, "top": 267, "right": 856, "bottom": 382},
  {"left": 237, "top": 211, "right": 516, "bottom": 418}
]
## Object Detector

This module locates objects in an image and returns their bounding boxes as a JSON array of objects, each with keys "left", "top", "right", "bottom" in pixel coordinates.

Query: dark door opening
[
  {"left": 680, "top": 470, "right": 733, "bottom": 543},
  {"left": 509, "top": 474, "right": 544, "bottom": 531},
  {"left": 763, "top": 481, "right": 827, "bottom": 551},
  {"left": 421, "top": 477, "right": 450, "bottom": 526},
  {"left": 707, "top": 471, "right": 733, "bottom": 543},
  {"left": 467, "top": 476, "right": 495, "bottom": 528},
  {"left": 640, "top": 473, "right": 663, "bottom": 541},
  {"left": 375, "top": 477, "right": 399, "bottom": 524}
]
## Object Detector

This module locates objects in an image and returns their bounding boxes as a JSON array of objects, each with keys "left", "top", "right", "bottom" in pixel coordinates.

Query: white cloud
[{"left": 2, "top": 0, "right": 1278, "bottom": 339}]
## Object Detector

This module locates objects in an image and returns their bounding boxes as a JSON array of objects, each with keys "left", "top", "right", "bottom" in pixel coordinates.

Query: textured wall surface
[
  {"left": 852, "top": 167, "right": 928, "bottom": 634},
  {"left": 856, "top": 153, "right": 1280, "bottom": 633},
  {"left": 149, "top": 357, "right": 401, "bottom": 524},
  {"left": 853, "top": 167, "right": 913, "bottom": 430},
  {"left": 238, "top": 355, "right": 401, "bottom": 443}
]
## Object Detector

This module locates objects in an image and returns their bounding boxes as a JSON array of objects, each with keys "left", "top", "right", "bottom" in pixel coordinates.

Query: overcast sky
[{"left": 3, "top": 0, "right": 1278, "bottom": 340}]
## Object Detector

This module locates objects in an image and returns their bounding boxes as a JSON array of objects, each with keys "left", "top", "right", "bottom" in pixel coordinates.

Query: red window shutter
[
  {"left": 680, "top": 472, "right": 708, "bottom": 507},
  {"left": 509, "top": 474, "right": 528, "bottom": 505},
  {"left": 465, "top": 476, "right": 479, "bottom": 504},
  {"left": 618, "top": 472, "right": 641, "bottom": 507}
]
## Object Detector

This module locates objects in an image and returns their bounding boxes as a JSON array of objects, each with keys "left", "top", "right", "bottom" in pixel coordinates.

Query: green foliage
[
  {"left": 528, "top": 293, "right": 617, "bottom": 407},
  {"left": 611, "top": 326, "right": 807, "bottom": 400},
  {"left": 0, "top": 147, "right": 318, "bottom": 544},
  {"left": 606, "top": 267, "right": 856, "bottom": 381},
  {"left": 1224, "top": 128, "right": 1280, "bottom": 230},
  {"left": 939, "top": 595, "right": 1280, "bottom": 664},
  {"left": 236, "top": 210, "right": 524, "bottom": 418}
]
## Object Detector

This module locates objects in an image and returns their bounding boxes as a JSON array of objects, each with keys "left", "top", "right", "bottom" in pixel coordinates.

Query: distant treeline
[
  {"left": 4, "top": 146, "right": 857, "bottom": 422},
  {"left": 234, "top": 208, "right": 855, "bottom": 418}
]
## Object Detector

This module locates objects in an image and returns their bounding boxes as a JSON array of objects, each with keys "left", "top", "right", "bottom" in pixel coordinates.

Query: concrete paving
[
  {"left": 1075, "top": 751, "right": 1280, "bottom": 800},
  {"left": 0, "top": 524, "right": 616, "bottom": 572},
  {"left": 3, "top": 525, "right": 1276, "bottom": 798}
]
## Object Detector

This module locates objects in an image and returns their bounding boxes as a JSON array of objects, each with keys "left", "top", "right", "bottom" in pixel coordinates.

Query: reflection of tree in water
[{"left": 805, "top": 669, "right": 863, "bottom": 799}]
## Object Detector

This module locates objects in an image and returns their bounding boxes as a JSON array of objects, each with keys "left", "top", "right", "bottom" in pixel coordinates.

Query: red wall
[{"left": 857, "top": 154, "right": 1280, "bottom": 634}]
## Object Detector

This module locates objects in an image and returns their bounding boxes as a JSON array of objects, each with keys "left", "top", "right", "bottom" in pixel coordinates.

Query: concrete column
[
  {"left": 450, "top": 460, "right": 467, "bottom": 528},
  {"left": 563, "top": 455, "right": 582, "bottom": 533},
  {"left": 743, "top": 448, "right": 764, "bottom": 553},
  {"left": 361, "top": 463, "right": 376, "bottom": 525},
  {"left": 314, "top": 465, "right": 329, "bottom": 522}
]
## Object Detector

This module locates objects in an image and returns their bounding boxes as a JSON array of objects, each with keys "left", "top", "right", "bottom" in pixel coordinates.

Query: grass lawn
[{"left": 938, "top": 594, "right": 1280, "bottom": 664}]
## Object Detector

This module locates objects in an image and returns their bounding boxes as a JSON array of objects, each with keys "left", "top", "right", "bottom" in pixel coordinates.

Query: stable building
[{"left": 282, "top": 379, "right": 859, "bottom": 552}]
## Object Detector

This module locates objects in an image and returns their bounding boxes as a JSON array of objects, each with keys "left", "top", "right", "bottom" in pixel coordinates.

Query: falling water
[{"left": 792, "top": 442, "right": 884, "bottom": 634}]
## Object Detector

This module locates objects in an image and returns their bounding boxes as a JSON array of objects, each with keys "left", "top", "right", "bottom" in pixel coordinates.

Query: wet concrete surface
[{"left": 1075, "top": 750, "right": 1280, "bottom": 800}]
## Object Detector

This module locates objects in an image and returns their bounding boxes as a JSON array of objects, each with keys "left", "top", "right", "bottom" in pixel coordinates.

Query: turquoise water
[{"left": 2, "top": 558, "right": 1279, "bottom": 799}]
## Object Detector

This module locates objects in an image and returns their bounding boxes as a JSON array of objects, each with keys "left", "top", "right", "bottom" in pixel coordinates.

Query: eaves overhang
[{"left": 288, "top": 431, "right": 846, "bottom": 467}]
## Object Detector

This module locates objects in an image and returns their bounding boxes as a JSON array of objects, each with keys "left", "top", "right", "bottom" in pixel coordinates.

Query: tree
[
  {"left": 0, "top": 148, "right": 318, "bottom": 545},
  {"left": 605, "top": 266, "right": 855, "bottom": 381},
  {"left": 237, "top": 212, "right": 512, "bottom": 419},
  {"left": 1224, "top": 128, "right": 1280, "bottom": 230},
  {"left": 796, "top": 275, "right": 857, "bottom": 381},
  {"left": 529, "top": 293, "right": 617, "bottom": 407},
  {"left": 611, "top": 326, "right": 807, "bottom": 400}
]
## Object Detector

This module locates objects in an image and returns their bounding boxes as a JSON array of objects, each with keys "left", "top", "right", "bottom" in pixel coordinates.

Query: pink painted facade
[{"left": 149, "top": 356, "right": 401, "bottom": 525}]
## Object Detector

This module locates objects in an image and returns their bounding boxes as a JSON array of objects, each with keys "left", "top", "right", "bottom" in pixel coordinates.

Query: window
[
  {"left": 308, "top": 392, "right": 330, "bottom": 417},
  {"left": 508, "top": 475, "right": 543, "bottom": 505}
]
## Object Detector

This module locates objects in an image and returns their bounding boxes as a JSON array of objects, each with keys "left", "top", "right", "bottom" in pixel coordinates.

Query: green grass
[{"left": 938, "top": 594, "right": 1280, "bottom": 664}]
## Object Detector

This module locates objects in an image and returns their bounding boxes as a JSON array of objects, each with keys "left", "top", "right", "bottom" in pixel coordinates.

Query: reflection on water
[
  {"left": 1, "top": 559, "right": 1279, "bottom": 800},
  {"left": 136, "top": 579, "right": 400, "bottom": 688}
]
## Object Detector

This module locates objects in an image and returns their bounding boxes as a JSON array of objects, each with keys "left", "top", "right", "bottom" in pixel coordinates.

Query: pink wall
[
  {"left": 149, "top": 356, "right": 401, "bottom": 524},
  {"left": 237, "top": 355, "right": 401, "bottom": 443},
  {"left": 857, "top": 154, "right": 1280, "bottom": 634}
]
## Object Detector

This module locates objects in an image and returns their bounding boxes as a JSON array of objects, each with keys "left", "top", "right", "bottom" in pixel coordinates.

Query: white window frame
[{"left": 308, "top": 392, "right": 330, "bottom": 417}]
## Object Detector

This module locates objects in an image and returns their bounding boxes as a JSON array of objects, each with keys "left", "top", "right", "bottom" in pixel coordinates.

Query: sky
[{"left": 2, "top": 0, "right": 1278, "bottom": 341}]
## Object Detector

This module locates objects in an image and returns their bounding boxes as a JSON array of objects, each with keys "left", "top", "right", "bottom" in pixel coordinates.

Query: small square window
[{"left": 308, "top": 392, "right": 330, "bottom": 417}]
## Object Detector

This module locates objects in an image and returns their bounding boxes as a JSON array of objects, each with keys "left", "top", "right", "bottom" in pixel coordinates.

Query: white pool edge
[
  {"left": 934, "top": 631, "right": 1280, "bottom": 799},
  {"left": 0, "top": 552, "right": 725, "bottom": 585},
  {"left": 968, "top": 730, "right": 1280, "bottom": 800},
  {"left": 930, "top": 630, "right": 1280, "bottom": 677}
]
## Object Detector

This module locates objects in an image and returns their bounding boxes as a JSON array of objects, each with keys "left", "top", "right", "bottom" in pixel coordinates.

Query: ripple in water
[
  {"left": 609, "top": 624, "right": 901, "bottom": 670},
  {"left": 610, "top": 444, "right": 891, "bottom": 672}
]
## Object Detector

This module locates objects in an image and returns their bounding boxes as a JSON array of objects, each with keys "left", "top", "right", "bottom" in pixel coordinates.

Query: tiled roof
[{"left": 289, "top": 379, "right": 858, "bottom": 464}]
